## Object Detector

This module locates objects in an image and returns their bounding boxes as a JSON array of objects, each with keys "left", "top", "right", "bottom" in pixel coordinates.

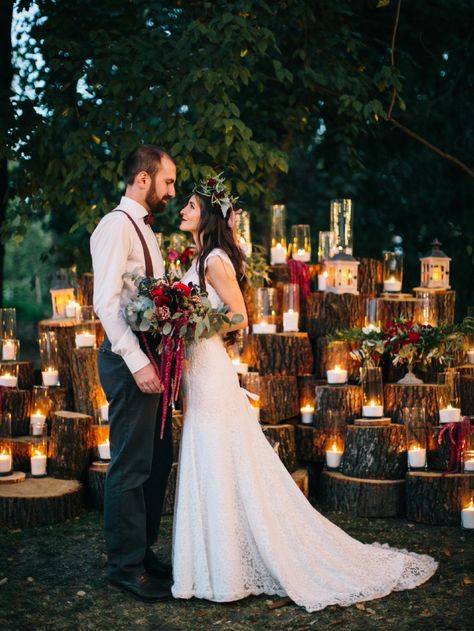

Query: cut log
[
  {"left": 291, "top": 468, "right": 309, "bottom": 498},
  {"left": 70, "top": 347, "right": 105, "bottom": 421},
  {"left": 341, "top": 424, "right": 407, "bottom": 480},
  {"left": 162, "top": 462, "right": 178, "bottom": 515},
  {"left": 313, "top": 385, "right": 362, "bottom": 427},
  {"left": 243, "top": 284, "right": 257, "bottom": 327},
  {"left": 241, "top": 374, "right": 300, "bottom": 424},
  {"left": 268, "top": 264, "right": 291, "bottom": 286},
  {"left": 295, "top": 424, "right": 327, "bottom": 463},
  {"left": 0, "top": 361, "right": 34, "bottom": 390},
  {"left": 320, "top": 470, "right": 406, "bottom": 517},
  {"left": 354, "top": 417, "right": 391, "bottom": 426},
  {"left": 377, "top": 296, "right": 420, "bottom": 326},
  {"left": 87, "top": 460, "right": 109, "bottom": 509},
  {"left": 77, "top": 272, "right": 94, "bottom": 306},
  {"left": 49, "top": 411, "right": 94, "bottom": 480},
  {"left": 0, "top": 471, "right": 26, "bottom": 485},
  {"left": 242, "top": 332, "right": 313, "bottom": 376},
  {"left": 428, "top": 426, "right": 452, "bottom": 472},
  {"left": 383, "top": 383, "right": 448, "bottom": 426},
  {"left": 261, "top": 424, "right": 298, "bottom": 473},
  {"left": 45, "top": 387, "right": 71, "bottom": 430},
  {"left": 356, "top": 257, "right": 383, "bottom": 297},
  {"left": 459, "top": 364, "right": 474, "bottom": 376},
  {"left": 0, "top": 389, "right": 31, "bottom": 436},
  {"left": 304, "top": 293, "right": 364, "bottom": 337},
  {"left": 406, "top": 471, "right": 474, "bottom": 525},
  {"left": 434, "top": 290, "right": 456, "bottom": 326},
  {"left": 0, "top": 477, "right": 83, "bottom": 528},
  {"left": 2, "top": 436, "right": 49, "bottom": 472},
  {"left": 310, "top": 336, "right": 360, "bottom": 382},
  {"left": 172, "top": 412, "right": 183, "bottom": 461},
  {"left": 460, "top": 375, "right": 474, "bottom": 415}
]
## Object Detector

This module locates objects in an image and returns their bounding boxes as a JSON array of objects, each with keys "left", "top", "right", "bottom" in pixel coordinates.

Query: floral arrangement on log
[{"left": 123, "top": 271, "right": 243, "bottom": 437}]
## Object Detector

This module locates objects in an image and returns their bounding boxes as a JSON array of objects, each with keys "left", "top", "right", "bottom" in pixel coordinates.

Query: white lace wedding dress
[{"left": 171, "top": 249, "right": 437, "bottom": 612}]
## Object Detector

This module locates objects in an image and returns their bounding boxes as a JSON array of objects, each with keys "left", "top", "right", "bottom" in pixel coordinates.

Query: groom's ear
[{"left": 135, "top": 170, "right": 150, "bottom": 189}]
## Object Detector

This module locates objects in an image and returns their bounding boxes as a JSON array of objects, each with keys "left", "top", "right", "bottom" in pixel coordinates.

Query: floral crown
[{"left": 192, "top": 172, "right": 239, "bottom": 218}]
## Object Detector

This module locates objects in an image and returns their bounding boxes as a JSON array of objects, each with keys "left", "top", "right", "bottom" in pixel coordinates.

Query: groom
[{"left": 91, "top": 145, "right": 176, "bottom": 602}]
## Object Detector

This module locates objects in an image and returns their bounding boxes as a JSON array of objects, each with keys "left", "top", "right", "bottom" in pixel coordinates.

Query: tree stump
[
  {"left": 49, "top": 411, "right": 94, "bottom": 480},
  {"left": 383, "top": 383, "right": 448, "bottom": 426},
  {"left": 291, "top": 468, "right": 309, "bottom": 498},
  {"left": 459, "top": 364, "right": 474, "bottom": 376},
  {"left": 460, "top": 375, "right": 474, "bottom": 415},
  {"left": 1, "top": 389, "right": 31, "bottom": 436},
  {"left": 0, "top": 361, "right": 34, "bottom": 390},
  {"left": 0, "top": 471, "right": 26, "bottom": 485},
  {"left": 162, "top": 462, "right": 178, "bottom": 515},
  {"left": 262, "top": 424, "right": 298, "bottom": 472},
  {"left": 304, "top": 293, "right": 364, "bottom": 337},
  {"left": 406, "top": 471, "right": 474, "bottom": 525},
  {"left": 70, "top": 348, "right": 105, "bottom": 421},
  {"left": 241, "top": 374, "right": 300, "bottom": 424},
  {"left": 1, "top": 436, "right": 49, "bottom": 472},
  {"left": 377, "top": 296, "right": 419, "bottom": 326},
  {"left": 295, "top": 424, "right": 326, "bottom": 462},
  {"left": 320, "top": 470, "right": 405, "bottom": 517},
  {"left": 434, "top": 290, "right": 456, "bottom": 326},
  {"left": 310, "top": 336, "right": 360, "bottom": 382},
  {"left": 242, "top": 332, "right": 313, "bottom": 376},
  {"left": 45, "top": 387, "right": 71, "bottom": 431},
  {"left": 77, "top": 272, "right": 94, "bottom": 306},
  {"left": 356, "top": 257, "right": 383, "bottom": 297},
  {"left": 428, "top": 426, "right": 452, "bottom": 472},
  {"left": 341, "top": 424, "right": 407, "bottom": 480},
  {"left": 0, "top": 477, "right": 83, "bottom": 528},
  {"left": 313, "top": 385, "right": 362, "bottom": 427},
  {"left": 87, "top": 461, "right": 109, "bottom": 509}
]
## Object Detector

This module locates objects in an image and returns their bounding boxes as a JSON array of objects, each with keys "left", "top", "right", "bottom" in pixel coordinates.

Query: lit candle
[
  {"left": 65, "top": 300, "right": 80, "bottom": 318},
  {"left": 270, "top": 243, "right": 287, "bottom": 265},
  {"left": 250, "top": 403, "right": 260, "bottom": 422},
  {"left": 461, "top": 498, "right": 474, "bottom": 529},
  {"left": 42, "top": 368, "right": 59, "bottom": 386},
  {"left": 98, "top": 439, "right": 111, "bottom": 461},
  {"left": 467, "top": 350, "right": 474, "bottom": 365},
  {"left": 231, "top": 359, "right": 249, "bottom": 375},
  {"left": 75, "top": 331, "right": 97, "bottom": 348},
  {"left": 30, "top": 449, "right": 47, "bottom": 477},
  {"left": 318, "top": 271, "right": 328, "bottom": 291},
  {"left": 239, "top": 237, "right": 252, "bottom": 258},
  {"left": 2, "top": 340, "right": 16, "bottom": 361},
  {"left": 326, "top": 365, "right": 348, "bottom": 385},
  {"left": 0, "top": 450, "right": 12, "bottom": 475},
  {"left": 30, "top": 411, "right": 46, "bottom": 436},
  {"left": 300, "top": 404, "right": 314, "bottom": 424},
  {"left": 383, "top": 276, "right": 402, "bottom": 292},
  {"left": 0, "top": 373, "right": 17, "bottom": 388},
  {"left": 439, "top": 404, "right": 461, "bottom": 424},
  {"left": 292, "top": 248, "right": 310, "bottom": 262},
  {"left": 464, "top": 458, "right": 474, "bottom": 472},
  {"left": 100, "top": 403, "right": 110, "bottom": 421},
  {"left": 408, "top": 445, "right": 427, "bottom": 469},
  {"left": 252, "top": 321, "right": 277, "bottom": 334},
  {"left": 325, "top": 442, "right": 343, "bottom": 468},
  {"left": 362, "top": 400, "right": 384, "bottom": 418},
  {"left": 283, "top": 309, "right": 299, "bottom": 332}
]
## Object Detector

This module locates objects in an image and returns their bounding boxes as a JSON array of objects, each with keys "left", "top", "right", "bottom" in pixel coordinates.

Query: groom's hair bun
[{"left": 123, "top": 144, "right": 176, "bottom": 185}]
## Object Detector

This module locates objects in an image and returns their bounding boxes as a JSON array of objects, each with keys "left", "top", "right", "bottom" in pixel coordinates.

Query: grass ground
[{"left": 0, "top": 506, "right": 473, "bottom": 631}]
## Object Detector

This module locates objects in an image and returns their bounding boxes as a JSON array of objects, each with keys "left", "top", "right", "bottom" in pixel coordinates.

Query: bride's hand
[{"left": 133, "top": 362, "right": 164, "bottom": 394}]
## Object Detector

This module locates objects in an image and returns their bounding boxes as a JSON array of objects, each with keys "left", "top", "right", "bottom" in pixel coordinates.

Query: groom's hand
[{"left": 133, "top": 363, "right": 164, "bottom": 394}]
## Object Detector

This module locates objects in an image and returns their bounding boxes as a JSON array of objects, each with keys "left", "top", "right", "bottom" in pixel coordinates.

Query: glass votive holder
[
  {"left": 39, "top": 331, "right": 60, "bottom": 386},
  {"left": 30, "top": 386, "right": 51, "bottom": 436},
  {"left": 324, "top": 433, "right": 345, "bottom": 469},
  {"left": 236, "top": 210, "right": 252, "bottom": 258},
  {"left": 65, "top": 300, "right": 80, "bottom": 318},
  {"left": 382, "top": 252, "right": 403, "bottom": 292},
  {"left": 282, "top": 284, "right": 300, "bottom": 332},
  {"left": 252, "top": 288, "right": 278, "bottom": 334},
  {"left": 414, "top": 290, "right": 438, "bottom": 327},
  {"left": 403, "top": 407, "right": 428, "bottom": 470},
  {"left": 438, "top": 370, "right": 461, "bottom": 423},
  {"left": 30, "top": 439, "right": 47, "bottom": 477},
  {"left": 95, "top": 424, "right": 111, "bottom": 461},
  {"left": 291, "top": 224, "right": 311, "bottom": 262},
  {"left": 0, "top": 308, "right": 16, "bottom": 339},
  {"left": 465, "top": 333, "right": 474, "bottom": 364},
  {"left": 270, "top": 204, "right": 287, "bottom": 265},
  {"left": 75, "top": 306, "right": 97, "bottom": 348},
  {"left": 360, "top": 366, "right": 384, "bottom": 418},
  {"left": 318, "top": 230, "right": 336, "bottom": 262},
  {"left": 364, "top": 297, "right": 380, "bottom": 330},
  {"left": 326, "top": 341, "right": 349, "bottom": 385},
  {"left": 0, "top": 444, "right": 12, "bottom": 476},
  {"left": 464, "top": 450, "right": 474, "bottom": 473},
  {"left": 1, "top": 338, "right": 20, "bottom": 361},
  {"left": 0, "top": 363, "right": 19, "bottom": 388}
]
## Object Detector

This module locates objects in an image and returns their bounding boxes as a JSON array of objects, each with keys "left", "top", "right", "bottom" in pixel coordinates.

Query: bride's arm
[{"left": 205, "top": 256, "right": 248, "bottom": 332}]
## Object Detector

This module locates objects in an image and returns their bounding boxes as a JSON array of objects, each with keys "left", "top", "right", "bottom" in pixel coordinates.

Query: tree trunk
[
  {"left": 0, "top": 361, "right": 34, "bottom": 389},
  {"left": 428, "top": 426, "right": 452, "bottom": 472},
  {"left": 1, "top": 388, "right": 31, "bottom": 436},
  {"left": 242, "top": 332, "right": 313, "bottom": 376},
  {"left": 261, "top": 423, "right": 298, "bottom": 472},
  {"left": 49, "top": 411, "right": 94, "bottom": 480},
  {"left": 377, "top": 296, "right": 420, "bottom": 325},
  {"left": 383, "top": 383, "right": 448, "bottom": 425},
  {"left": 435, "top": 290, "right": 456, "bottom": 325},
  {"left": 87, "top": 460, "right": 109, "bottom": 509},
  {"left": 77, "top": 272, "right": 94, "bottom": 306},
  {"left": 70, "top": 347, "right": 105, "bottom": 421},
  {"left": 295, "top": 424, "right": 327, "bottom": 462},
  {"left": 460, "top": 375, "right": 474, "bottom": 415},
  {"left": 313, "top": 384, "right": 362, "bottom": 427},
  {"left": 341, "top": 424, "right": 407, "bottom": 479},
  {"left": 304, "top": 293, "right": 364, "bottom": 337},
  {"left": 356, "top": 257, "right": 383, "bottom": 297},
  {"left": 241, "top": 374, "right": 300, "bottom": 424}
]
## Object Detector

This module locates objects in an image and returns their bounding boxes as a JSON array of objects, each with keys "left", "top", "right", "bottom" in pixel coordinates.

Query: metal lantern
[
  {"left": 270, "top": 204, "right": 287, "bottom": 264},
  {"left": 236, "top": 211, "right": 252, "bottom": 258},
  {"left": 360, "top": 367, "right": 384, "bottom": 418},
  {"left": 291, "top": 224, "right": 311, "bottom": 262},
  {"left": 325, "top": 253, "right": 359, "bottom": 295},
  {"left": 282, "top": 284, "right": 300, "bottom": 332},
  {"left": 330, "top": 199, "right": 353, "bottom": 255},
  {"left": 402, "top": 407, "right": 428, "bottom": 471},
  {"left": 50, "top": 269, "right": 76, "bottom": 319},
  {"left": 419, "top": 239, "right": 451, "bottom": 289},
  {"left": 318, "top": 230, "right": 336, "bottom": 262},
  {"left": 382, "top": 251, "right": 403, "bottom": 293}
]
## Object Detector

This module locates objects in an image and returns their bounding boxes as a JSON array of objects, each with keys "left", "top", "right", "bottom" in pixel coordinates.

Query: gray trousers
[{"left": 98, "top": 338, "right": 173, "bottom": 580}]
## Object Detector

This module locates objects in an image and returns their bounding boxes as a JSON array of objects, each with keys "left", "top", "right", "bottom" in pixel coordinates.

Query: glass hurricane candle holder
[
  {"left": 318, "top": 231, "right": 336, "bottom": 262},
  {"left": 241, "top": 372, "right": 261, "bottom": 422},
  {"left": 403, "top": 407, "right": 428, "bottom": 470},
  {"left": 326, "top": 341, "right": 349, "bottom": 385},
  {"left": 414, "top": 290, "right": 438, "bottom": 327},
  {"left": 75, "top": 305, "right": 97, "bottom": 348},
  {"left": 30, "top": 386, "right": 51, "bottom": 437},
  {"left": 330, "top": 199, "right": 353, "bottom": 255},
  {"left": 39, "top": 331, "right": 60, "bottom": 386},
  {"left": 0, "top": 412, "right": 12, "bottom": 438},
  {"left": 360, "top": 367, "right": 384, "bottom": 418},
  {"left": 228, "top": 343, "right": 249, "bottom": 375},
  {"left": 364, "top": 298, "right": 380, "bottom": 330},
  {"left": 30, "top": 439, "right": 47, "bottom": 477},
  {"left": 323, "top": 411, "right": 346, "bottom": 469},
  {"left": 252, "top": 288, "right": 278, "bottom": 334},
  {"left": 270, "top": 204, "right": 287, "bottom": 264},
  {"left": 382, "top": 252, "right": 403, "bottom": 293},
  {"left": 236, "top": 210, "right": 252, "bottom": 258},
  {"left": 282, "top": 284, "right": 300, "bottom": 332},
  {"left": 0, "top": 444, "right": 12, "bottom": 476},
  {"left": 438, "top": 370, "right": 461, "bottom": 423},
  {"left": 291, "top": 224, "right": 311, "bottom": 262},
  {"left": 1, "top": 338, "right": 19, "bottom": 362},
  {"left": 0, "top": 308, "right": 16, "bottom": 339},
  {"left": 0, "top": 363, "right": 19, "bottom": 388}
]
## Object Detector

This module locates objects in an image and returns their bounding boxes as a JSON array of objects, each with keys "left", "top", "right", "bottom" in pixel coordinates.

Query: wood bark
[
  {"left": 242, "top": 332, "right": 313, "bottom": 376},
  {"left": 242, "top": 283, "right": 257, "bottom": 327},
  {"left": 0, "top": 471, "right": 25, "bottom": 485},
  {"left": 428, "top": 426, "right": 452, "bottom": 472},
  {"left": 460, "top": 375, "right": 474, "bottom": 415},
  {"left": 162, "top": 462, "right": 178, "bottom": 515},
  {"left": 313, "top": 385, "right": 362, "bottom": 427},
  {"left": 45, "top": 387, "right": 71, "bottom": 430},
  {"left": 320, "top": 470, "right": 406, "bottom": 517},
  {"left": 87, "top": 461, "right": 109, "bottom": 509},
  {"left": 406, "top": 471, "right": 474, "bottom": 526},
  {"left": 310, "top": 336, "right": 360, "bottom": 382},
  {"left": 434, "top": 290, "right": 456, "bottom": 325},
  {"left": 291, "top": 468, "right": 309, "bottom": 498},
  {"left": 49, "top": 411, "right": 94, "bottom": 480},
  {"left": 0, "top": 388, "right": 31, "bottom": 436},
  {"left": 356, "top": 257, "right": 383, "bottom": 297},
  {"left": 268, "top": 264, "right": 291, "bottom": 286},
  {"left": 261, "top": 423, "right": 298, "bottom": 473},
  {"left": 0, "top": 361, "right": 34, "bottom": 389},
  {"left": 172, "top": 411, "right": 183, "bottom": 461},
  {"left": 304, "top": 293, "right": 364, "bottom": 337},
  {"left": 70, "top": 347, "right": 105, "bottom": 421},
  {"left": 383, "top": 383, "right": 448, "bottom": 425},
  {"left": 77, "top": 272, "right": 94, "bottom": 306},
  {"left": 377, "top": 297, "right": 419, "bottom": 326},
  {"left": 295, "top": 425, "right": 327, "bottom": 463},
  {"left": 459, "top": 364, "right": 474, "bottom": 376},
  {"left": 2, "top": 436, "right": 49, "bottom": 472},
  {"left": 241, "top": 374, "right": 300, "bottom": 424},
  {"left": 0, "top": 477, "right": 83, "bottom": 528},
  {"left": 341, "top": 424, "right": 407, "bottom": 480}
]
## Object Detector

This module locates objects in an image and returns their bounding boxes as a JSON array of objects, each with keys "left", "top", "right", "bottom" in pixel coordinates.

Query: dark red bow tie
[{"left": 144, "top": 213, "right": 154, "bottom": 227}]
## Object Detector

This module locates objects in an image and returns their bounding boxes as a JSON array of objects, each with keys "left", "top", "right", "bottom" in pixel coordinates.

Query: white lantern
[
  {"left": 50, "top": 270, "right": 75, "bottom": 319},
  {"left": 325, "top": 253, "right": 359, "bottom": 295},
  {"left": 419, "top": 239, "right": 451, "bottom": 289}
]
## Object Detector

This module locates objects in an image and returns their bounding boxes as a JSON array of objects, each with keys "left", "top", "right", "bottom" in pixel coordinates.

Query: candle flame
[
  {"left": 1, "top": 448, "right": 10, "bottom": 456},
  {"left": 323, "top": 271, "right": 328, "bottom": 278},
  {"left": 334, "top": 364, "right": 341, "bottom": 371},
  {"left": 33, "top": 448, "right": 45, "bottom": 457},
  {"left": 370, "top": 400, "right": 375, "bottom": 407},
  {"left": 331, "top": 442, "right": 339, "bottom": 452},
  {"left": 301, "top": 404, "right": 314, "bottom": 412},
  {"left": 389, "top": 276, "right": 395, "bottom": 282},
  {"left": 447, "top": 404, "right": 452, "bottom": 410},
  {"left": 410, "top": 445, "right": 421, "bottom": 452},
  {"left": 100, "top": 439, "right": 110, "bottom": 447}
]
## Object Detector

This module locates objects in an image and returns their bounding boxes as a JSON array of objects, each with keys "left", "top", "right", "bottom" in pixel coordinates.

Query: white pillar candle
[
  {"left": 292, "top": 249, "right": 310, "bottom": 262},
  {"left": 362, "top": 401, "right": 384, "bottom": 418},
  {"left": 42, "top": 368, "right": 59, "bottom": 386},
  {"left": 283, "top": 310, "right": 299, "bottom": 332},
  {"left": 30, "top": 451, "right": 47, "bottom": 476},
  {"left": 0, "top": 374, "right": 17, "bottom": 387},
  {"left": 75, "top": 331, "right": 97, "bottom": 348},
  {"left": 270, "top": 243, "right": 286, "bottom": 264},
  {"left": 439, "top": 405, "right": 461, "bottom": 423},
  {"left": 0, "top": 452, "right": 12, "bottom": 474},
  {"left": 252, "top": 322, "right": 277, "bottom": 334},
  {"left": 318, "top": 272, "right": 328, "bottom": 291},
  {"left": 464, "top": 459, "right": 474, "bottom": 472},
  {"left": 231, "top": 359, "right": 249, "bottom": 375},
  {"left": 300, "top": 404, "right": 314, "bottom": 424},
  {"left": 461, "top": 499, "right": 474, "bottom": 529},
  {"left": 325, "top": 445, "right": 343, "bottom": 468},
  {"left": 408, "top": 446, "right": 427, "bottom": 469},
  {"left": 2, "top": 340, "right": 16, "bottom": 361},
  {"left": 467, "top": 350, "right": 474, "bottom": 365},
  {"left": 383, "top": 277, "right": 402, "bottom": 292},
  {"left": 30, "top": 413, "right": 46, "bottom": 436},
  {"left": 98, "top": 440, "right": 111, "bottom": 460},
  {"left": 65, "top": 301, "right": 80, "bottom": 318},
  {"left": 100, "top": 403, "right": 109, "bottom": 421},
  {"left": 326, "top": 366, "right": 348, "bottom": 385}
]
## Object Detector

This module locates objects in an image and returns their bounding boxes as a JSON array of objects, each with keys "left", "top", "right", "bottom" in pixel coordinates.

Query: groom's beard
[{"left": 146, "top": 180, "right": 170, "bottom": 215}]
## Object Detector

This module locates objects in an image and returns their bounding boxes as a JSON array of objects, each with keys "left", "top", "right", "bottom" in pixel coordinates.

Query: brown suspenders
[{"left": 114, "top": 209, "right": 154, "bottom": 277}]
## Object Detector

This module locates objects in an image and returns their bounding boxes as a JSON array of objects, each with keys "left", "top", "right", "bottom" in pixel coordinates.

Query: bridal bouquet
[{"left": 123, "top": 270, "right": 242, "bottom": 437}]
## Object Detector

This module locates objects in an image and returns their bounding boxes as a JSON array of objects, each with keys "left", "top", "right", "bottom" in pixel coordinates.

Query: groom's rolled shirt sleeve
[{"left": 90, "top": 214, "right": 150, "bottom": 374}]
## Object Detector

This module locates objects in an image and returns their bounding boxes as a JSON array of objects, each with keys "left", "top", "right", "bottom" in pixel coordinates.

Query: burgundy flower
[
  {"left": 207, "top": 178, "right": 217, "bottom": 186},
  {"left": 408, "top": 331, "right": 420, "bottom": 343},
  {"left": 173, "top": 282, "right": 191, "bottom": 296},
  {"left": 151, "top": 286, "right": 171, "bottom": 308}
]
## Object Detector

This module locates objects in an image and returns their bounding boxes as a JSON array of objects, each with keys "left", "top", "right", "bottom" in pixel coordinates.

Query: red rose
[
  {"left": 167, "top": 249, "right": 179, "bottom": 262},
  {"left": 406, "top": 320, "right": 413, "bottom": 328},
  {"left": 173, "top": 282, "right": 191, "bottom": 296},
  {"left": 207, "top": 178, "right": 217, "bottom": 186},
  {"left": 151, "top": 286, "right": 171, "bottom": 307},
  {"left": 216, "top": 191, "right": 225, "bottom": 199},
  {"left": 408, "top": 331, "right": 420, "bottom": 343}
]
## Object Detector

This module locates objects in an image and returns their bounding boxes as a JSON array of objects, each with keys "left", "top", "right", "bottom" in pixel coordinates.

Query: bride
[{"left": 171, "top": 174, "right": 437, "bottom": 612}]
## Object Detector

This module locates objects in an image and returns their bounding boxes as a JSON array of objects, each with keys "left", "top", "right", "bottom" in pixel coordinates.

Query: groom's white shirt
[{"left": 90, "top": 196, "right": 165, "bottom": 374}]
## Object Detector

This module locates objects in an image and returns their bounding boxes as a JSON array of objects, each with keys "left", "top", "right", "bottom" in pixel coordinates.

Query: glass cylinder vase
[
  {"left": 270, "top": 204, "right": 287, "bottom": 264},
  {"left": 282, "top": 284, "right": 300, "bottom": 332},
  {"left": 0, "top": 308, "right": 16, "bottom": 339},
  {"left": 291, "top": 224, "right": 311, "bottom": 262},
  {"left": 382, "top": 252, "right": 403, "bottom": 293},
  {"left": 38, "top": 331, "right": 60, "bottom": 386},
  {"left": 318, "top": 230, "right": 336, "bottom": 262},
  {"left": 324, "top": 410, "right": 346, "bottom": 469},
  {"left": 402, "top": 407, "right": 428, "bottom": 470},
  {"left": 438, "top": 369, "right": 461, "bottom": 423},
  {"left": 75, "top": 306, "right": 98, "bottom": 348},
  {"left": 0, "top": 363, "right": 19, "bottom": 388},
  {"left": 1, "top": 338, "right": 20, "bottom": 362},
  {"left": 360, "top": 366, "right": 384, "bottom": 418},
  {"left": 252, "top": 288, "right": 278, "bottom": 334},
  {"left": 236, "top": 210, "right": 252, "bottom": 258},
  {"left": 30, "top": 386, "right": 52, "bottom": 437},
  {"left": 330, "top": 199, "right": 353, "bottom": 255},
  {"left": 414, "top": 290, "right": 438, "bottom": 327}
]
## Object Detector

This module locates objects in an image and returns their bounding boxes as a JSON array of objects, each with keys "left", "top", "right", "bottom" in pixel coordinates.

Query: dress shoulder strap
[
  {"left": 114, "top": 209, "right": 154, "bottom": 277},
  {"left": 204, "top": 249, "right": 236, "bottom": 277}
]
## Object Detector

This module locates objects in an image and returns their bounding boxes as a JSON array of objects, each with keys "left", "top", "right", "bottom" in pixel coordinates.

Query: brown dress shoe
[{"left": 110, "top": 571, "right": 172, "bottom": 602}]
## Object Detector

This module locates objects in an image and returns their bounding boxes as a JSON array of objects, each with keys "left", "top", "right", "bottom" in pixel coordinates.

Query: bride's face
[{"left": 179, "top": 194, "right": 201, "bottom": 233}]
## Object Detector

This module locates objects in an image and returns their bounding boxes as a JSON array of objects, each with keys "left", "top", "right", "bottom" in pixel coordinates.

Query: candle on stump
[
  {"left": 75, "top": 331, "right": 97, "bottom": 348},
  {"left": 283, "top": 309, "right": 299, "bottom": 332},
  {"left": 30, "top": 448, "right": 47, "bottom": 477},
  {"left": 300, "top": 404, "right": 314, "bottom": 425},
  {"left": 461, "top": 498, "right": 474, "bottom": 529},
  {"left": 318, "top": 271, "right": 328, "bottom": 291},
  {"left": 325, "top": 442, "right": 343, "bottom": 468},
  {"left": 100, "top": 403, "right": 110, "bottom": 422},
  {"left": 2, "top": 340, "right": 16, "bottom": 361},
  {"left": 292, "top": 248, "right": 310, "bottom": 262},
  {"left": 30, "top": 411, "right": 46, "bottom": 436},
  {"left": 383, "top": 276, "right": 402, "bottom": 292},
  {"left": 270, "top": 243, "right": 286, "bottom": 265},
  {"left": 467, "top": 350, "right": 474, "bottom": 365},
  {"left": 464, "top": 458, "right": 474, "bottom": 472},
  {"left": 362, "top": 399, "right": 384, "bottom": 418},
  {"left": 326, "top": 365, "right": 348, "bottom": 385},
  {"left": 252, "top": 321, "right": 277, "bottom": 334},
  {"left": 65, "top": 300, "right": 80, "bottom": 318},
  {"left": 407, "top": 445, "right": 427, "bottom": 469},
  {"left": 231, "top": 359, "right": 248, "bottom": 375},
  {"left": 42, "top": 367, "right": 59, "bottom": 386},
  {"left": 0, "top": 449, "right": 12, "bottom": 475},
  {"left": 0, "top": 373, "right": 17, "bottom": 387},
  {"left": 439, "top": 404, "right": 461, "bottom": 424},
  {"left": 98, "top": 439, "right": 111, "bottom": 461}
]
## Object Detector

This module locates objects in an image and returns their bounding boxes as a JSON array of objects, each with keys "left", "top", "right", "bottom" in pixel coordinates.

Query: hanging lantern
[
  {"left": 382, "top": 251, "right": 403, "bottom": 293},
  {"left": 290, "top": 224, "right": 311, "bottom": 262},
  {"left": 419, "top": 239, "right": 451, "bottom": 289},
  {"left": 325, "top": 253, "right": 359, "bottom": 295},
  {"left": 50, "top": 270, "right": 76, "bottom": 319},
  {"left": 330, "top": 199, "right": 353, "bottom": 255},
  {"left": 270, "top": 204, "right": 287, "bottom": 264}
]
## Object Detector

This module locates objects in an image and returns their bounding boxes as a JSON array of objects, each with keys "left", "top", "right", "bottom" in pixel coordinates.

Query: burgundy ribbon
[
  {"left": 144, "top": 213, "right": 154, "bottom": 226},
  {"left": 288, "top": 259, "right": 311, "bottom": 298},
  {"left": 438, "top": 417, "right": 472, "bottom": 473}
]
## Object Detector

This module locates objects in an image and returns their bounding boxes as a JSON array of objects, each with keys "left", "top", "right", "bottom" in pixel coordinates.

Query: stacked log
[
  {"left": 377, "top": 296, "right": 420, "bottom": 325},
  {"left": 460, "top": 375, "right": 474, "bottom": 415},
  {"left": 87, "top": 460, "right": 109, "bottom": 509},
  {"left": 262, "top": 424, "right": 298, "bottom": 472},
  {"left": 1, "top": 389, "right": 31, "bottom": 436},
  {"left": 0, "top": 361, "right": 34, "bottom": 389},
  {"left": 383, "top": 383, "right": 448, "bottom": 426},
  {"left": 357, "top": 258, "right": 383, "bottom": 297},
  {"left": 435, "top": 290, "right": 456, "bottom": 326},
  {"left": 77, "top": 272, "right": 94, "bottom": 306},
  {"left": 304, "top": 293, "right": 364, "bottom": 337},
  {"left": 295, "top": 424, "right": 326, "bottom": 463},
  {"left": 313, "top": 385, "right": 362, "bottom": 427},
  {"left": 341, "top": 424, "right": 407, "bottom": 479},
  {"left": 428, "top": 426, "right": 452, "bottom": 472},
  {"left": 49, "top": 411, "right": 94, "bottom": 480},
  {"left": 242, "top": 333, "right": 313, "bottom": 376},
  {"left": 70, "top": 348, "right": 105, "bottom": 421},
  {"left": 241, "top": 374, "right": 299, "bottom": 424}
]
